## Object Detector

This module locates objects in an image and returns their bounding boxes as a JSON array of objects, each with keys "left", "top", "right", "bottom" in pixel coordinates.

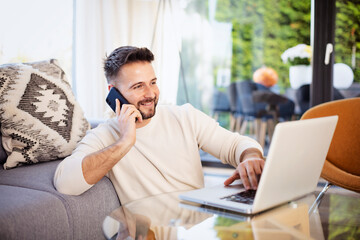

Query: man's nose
[{"left": 143, "top": 85, "right": 155, "bottom": 98}]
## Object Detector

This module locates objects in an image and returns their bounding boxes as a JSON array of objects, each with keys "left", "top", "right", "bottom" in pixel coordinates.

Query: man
[{"left": 54, "top": 46, "right": 265, "bottom": 204}]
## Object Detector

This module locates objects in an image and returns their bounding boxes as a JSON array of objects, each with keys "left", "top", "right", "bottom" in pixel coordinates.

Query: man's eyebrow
[{"left": 128, "top": 78, "right": 157, "bottom": 89}]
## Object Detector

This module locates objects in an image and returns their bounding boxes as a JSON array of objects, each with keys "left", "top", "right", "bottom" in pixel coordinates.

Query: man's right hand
[{"left": 115, "top": 99, "right": 142, "bottom": 146}]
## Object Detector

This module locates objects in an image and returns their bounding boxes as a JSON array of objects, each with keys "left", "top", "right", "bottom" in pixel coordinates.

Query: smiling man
[{"left": 54, "top": 46, "right": 265, "bottom": 204}]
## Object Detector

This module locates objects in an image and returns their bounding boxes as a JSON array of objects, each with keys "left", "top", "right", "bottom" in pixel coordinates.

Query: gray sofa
[
  {"left": 0, "top": 59, "right": 121, "bottom": 239},
  {"left": 0, "top": 125, "right": 121, "bottom": 240}
]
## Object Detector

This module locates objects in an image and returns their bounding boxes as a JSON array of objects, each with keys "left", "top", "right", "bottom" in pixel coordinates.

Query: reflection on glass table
[{"left": 102, "top": 188, "right": 360, "bottom": 240}]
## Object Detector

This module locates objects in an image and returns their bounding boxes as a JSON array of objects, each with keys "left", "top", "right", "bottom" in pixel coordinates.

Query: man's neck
[{"left": 136, "top": 118, "right": 152, "bottom": 129}]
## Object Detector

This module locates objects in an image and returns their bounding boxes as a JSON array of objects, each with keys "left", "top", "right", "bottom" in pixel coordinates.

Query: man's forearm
[{"left": 82, "top": 138, "right": 133, "bottom": 185}]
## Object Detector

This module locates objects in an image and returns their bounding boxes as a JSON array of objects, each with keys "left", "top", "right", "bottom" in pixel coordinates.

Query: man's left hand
[{"left": 224, "top": 149, "right": 265, "bottom": 190}]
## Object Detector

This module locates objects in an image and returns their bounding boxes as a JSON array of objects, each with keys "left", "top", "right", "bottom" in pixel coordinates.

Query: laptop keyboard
[{"left": 221, "top": 190, "right": 257, "bottom": 204}]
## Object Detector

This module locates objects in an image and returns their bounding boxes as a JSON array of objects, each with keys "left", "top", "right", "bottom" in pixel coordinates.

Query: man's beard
[{"left": 137, "top": 97, "right": 158, "bottom": 120}]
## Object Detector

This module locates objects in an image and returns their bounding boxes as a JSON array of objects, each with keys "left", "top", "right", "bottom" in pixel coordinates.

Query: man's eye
[
  {"left": 133, "top": 85, "right": 142, "bottom": 89},
  {"left": 152, "top": 81, "right": 157, "bottom": 85}
]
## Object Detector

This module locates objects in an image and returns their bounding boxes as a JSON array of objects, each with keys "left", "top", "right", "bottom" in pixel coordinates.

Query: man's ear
[{"left": 108, "top": 84, "right": 114, "bottom": 91}]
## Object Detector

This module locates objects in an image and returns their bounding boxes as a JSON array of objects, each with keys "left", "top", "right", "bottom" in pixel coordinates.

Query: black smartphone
[{"left": 106, "top": 87, "right": 130, "bottom": 112}]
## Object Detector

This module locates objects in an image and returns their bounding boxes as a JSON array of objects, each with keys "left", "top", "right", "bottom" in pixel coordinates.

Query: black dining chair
[
  {"left": 211, "top": 89, "right": 231, "bottom": 122},
  {"left": 296, "top": 84, "right": 345, "bottom": 116},
  {"left": 236, "top": 81, "right": 271, "bottom": 147},
  {"left": 227, "top": 82, "right": 243, "bottom": 131}
]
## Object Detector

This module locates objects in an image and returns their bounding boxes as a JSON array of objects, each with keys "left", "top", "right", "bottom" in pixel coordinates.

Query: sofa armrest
[{"left": 0, "top": 160, "right": 121, "bottom": 240}]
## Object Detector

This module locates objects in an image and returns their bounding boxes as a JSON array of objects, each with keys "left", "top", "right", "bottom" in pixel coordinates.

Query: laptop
[{"left": 179, "top": 116, "right": 338, "bottom": 215}]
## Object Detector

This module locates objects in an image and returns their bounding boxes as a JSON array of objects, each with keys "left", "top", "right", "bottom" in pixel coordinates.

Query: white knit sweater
[{"left": 54, "top": 104, "right": 263, "bottom": 204}]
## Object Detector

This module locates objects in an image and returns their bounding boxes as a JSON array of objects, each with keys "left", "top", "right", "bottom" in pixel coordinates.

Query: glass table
[{"left": 103, "top": 188, "right": 360, "bottom": 240}]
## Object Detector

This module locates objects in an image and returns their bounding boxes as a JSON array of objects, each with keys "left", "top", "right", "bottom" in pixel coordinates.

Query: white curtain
[{"left": 74, "top": 0, "right": 181, "bottom": 120}]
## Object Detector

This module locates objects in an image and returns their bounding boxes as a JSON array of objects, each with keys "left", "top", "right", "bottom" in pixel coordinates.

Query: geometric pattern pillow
[{"left": 0, "top": 59, "right": 90, "bottom": 169}]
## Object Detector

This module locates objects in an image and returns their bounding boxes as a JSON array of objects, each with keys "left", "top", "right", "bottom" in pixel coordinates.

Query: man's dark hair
[{"left": 104, "top": 46, "right": 154, "bottom": 83}]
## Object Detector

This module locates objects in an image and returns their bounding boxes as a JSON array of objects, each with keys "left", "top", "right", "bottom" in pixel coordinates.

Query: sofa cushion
[
  {"left": 0, "top": 185, "right": 71, "bottom": 240},
  {"left": 0, "top": 59, "right": 90, "bottom": 169}
]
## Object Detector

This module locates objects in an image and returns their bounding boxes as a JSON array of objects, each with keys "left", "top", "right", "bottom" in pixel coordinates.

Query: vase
[{"left": 289, "top": 65, "right": 312, "bottom": 89}]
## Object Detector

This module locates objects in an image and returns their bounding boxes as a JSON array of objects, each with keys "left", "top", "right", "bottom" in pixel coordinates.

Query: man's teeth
[{"left": 142, "top": 102, "right": 152, "bottom": 106}]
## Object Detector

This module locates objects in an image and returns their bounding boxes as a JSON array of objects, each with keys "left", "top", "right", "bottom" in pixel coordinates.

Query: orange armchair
[{"left": 301, "top": 98, "right": 360, "bottom": 193}]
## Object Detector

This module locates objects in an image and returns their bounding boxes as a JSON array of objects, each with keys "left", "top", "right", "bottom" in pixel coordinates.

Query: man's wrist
[
  {"left": 116, "top": 135, "right": 135, "bottom": 150},
  {"left": 240, "top": 148, "right": 263, "bottom": 163}
]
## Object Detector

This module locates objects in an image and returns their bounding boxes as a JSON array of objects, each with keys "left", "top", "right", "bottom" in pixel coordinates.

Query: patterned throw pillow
[{"left": 0, "top": 59, "right": 90, "bottom": 169}]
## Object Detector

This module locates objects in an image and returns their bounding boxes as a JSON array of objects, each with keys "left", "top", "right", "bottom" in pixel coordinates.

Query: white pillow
[{"left": 0, "top": 59, "right": 90, "bottom": 169}]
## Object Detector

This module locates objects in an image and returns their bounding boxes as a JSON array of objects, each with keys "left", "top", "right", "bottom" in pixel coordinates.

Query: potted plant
[{"left": 281, "top": 44, "right": 312, "bottom": 89}]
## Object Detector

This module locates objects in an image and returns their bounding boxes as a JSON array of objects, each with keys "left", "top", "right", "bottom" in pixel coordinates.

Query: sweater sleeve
[
  {"left": 53, "top": 121, "right": 116, "bottom": 195},
  {"left": 186, "top": 104, "right": 263, "bottom": 168}
]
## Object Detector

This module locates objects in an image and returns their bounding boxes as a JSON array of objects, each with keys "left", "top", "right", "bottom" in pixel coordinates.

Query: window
[
  {"left": 176, "top": 0, "right": 360, "bottom": 126},
  {"left": 0, "top": 0, "right": 73, "bottom": 84},
  {"left": 176, "top": 0, "right": 312, "bottom": 127},
  {"left": 334, "top": 0, "right": 360, "bottom": 97}
]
